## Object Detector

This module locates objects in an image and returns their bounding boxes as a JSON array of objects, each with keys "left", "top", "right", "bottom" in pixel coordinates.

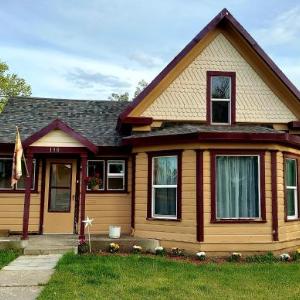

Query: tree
[
  {"left": 0, "top": 60, "right": 32, "bottom": 111},
  {"left": 108, "top": 80, "right": 148, "bottom": 102}
]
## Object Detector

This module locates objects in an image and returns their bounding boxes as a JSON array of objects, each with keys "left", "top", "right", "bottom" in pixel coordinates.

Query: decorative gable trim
[
  {"left": 22, "top": 119, "right": 98, "bottom": 153},
  {"left": 118, "top": 8, "right": 299, "bottom": 125}
]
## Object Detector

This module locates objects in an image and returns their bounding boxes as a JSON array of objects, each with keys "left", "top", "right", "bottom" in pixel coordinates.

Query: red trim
[
  {"left": 21, "top": 152, "right": 33, "bottom": 240},
  {"left": 210, "top": 150, "right": 266, "bottom": 223},
  {"left": 118, "top": 8, "right": 299, "bottom": 124},
  {"left": 196, "top": 150, "right": 204, "bottom": 242},
  {"left": 79, "top": 153, "right": 87, "bottom": 240},
  {"left": 121, "top": 117, "right": 153, "bottom": 126},
  {"left": 206, "top": 71, "right": 236, "bottom": 124},
  {"left": 147, "top": 150, "right": 182, "bottom": 221},
  {"left": 48, "top": 163, "right": 72, "bottom": 213},
  {"left": 271, "top": 151, "right": 279, "bottom": 241},
  {"left": 123, "top": 131, "right": 300, "bottom": 149},
  {"left": 283, "top": 153, "right": 300, "bottom": 222},
  {"left": 288, "top": 121, "right": 300, "bottom": 130},
  {"left": 131, "top": 154, "right": 136, "bottom": 229},
  {"left": 22, "top": 119, "right": 97, "bottom": 153},
  {"left": 39, "top": 159, "right": 46, "bottom": 234},
  {"left": 74, "top": 159, "right": 81, "bottom": 234}
]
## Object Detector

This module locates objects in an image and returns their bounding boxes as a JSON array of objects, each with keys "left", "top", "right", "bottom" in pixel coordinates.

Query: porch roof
[{"left": 0, "top": 97, "right": 129, "bottom": 147}]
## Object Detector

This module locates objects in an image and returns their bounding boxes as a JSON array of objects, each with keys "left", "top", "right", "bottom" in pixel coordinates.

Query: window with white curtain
[
  {"left": 285, "top": 158, "right": 298, "bottom": 220},
  {"left": 152, "top": 156, "right": 177, "bottom": 218},
  {"left": 216, "top": 155, "right": 260, "bottom": 219}
]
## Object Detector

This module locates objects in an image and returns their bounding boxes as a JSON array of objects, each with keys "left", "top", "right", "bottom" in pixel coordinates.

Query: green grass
[
  {"left": 39, "top": 253, "right": 300, "bottom": 300},
  {"left": 0, "top": 249, "right": 20, "bottom": 269}
]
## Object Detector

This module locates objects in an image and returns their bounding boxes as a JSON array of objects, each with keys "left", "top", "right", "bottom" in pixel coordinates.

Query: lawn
[
  {"left": 38, "top": 253, "right": 300, "bottom": 300},
  {"left": 0, "top": 249, "right": 19, "bottom": 269}
]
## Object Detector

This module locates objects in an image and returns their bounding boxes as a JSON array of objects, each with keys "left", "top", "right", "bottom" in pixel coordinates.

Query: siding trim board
[
  {"left": 271, "top": 151, "right": 279, "bottom": 241},
  {"left": 39, "top": 159, "right": 46, "bottom": 234},
  {"left": 196, "top": 150, "right": 204, "bottom": 242},
  {"left": 147, "top": 150, "right": 183, "bottom": 221},
  {"left": 206, "top": 71, "right": 236, "bottom": 125},
  {"left": 131, "top": 153, "right": 136, "bottom": 229},
  {"left": 210, "top": 150, "right": 266, "bottom": 223}
]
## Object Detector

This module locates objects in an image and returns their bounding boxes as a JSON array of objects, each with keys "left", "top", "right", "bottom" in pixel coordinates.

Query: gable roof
[
  {"left": 118, "top": 8, "right": 300, "bottom": 124},
  {"left": 0, "top": 97, "right": 129, "bottom": 147},
  {"left": 23, "top": 119, "right": 98, "bottom": 153}
]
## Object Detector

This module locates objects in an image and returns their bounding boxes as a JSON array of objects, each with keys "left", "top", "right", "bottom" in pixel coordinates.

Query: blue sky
[{"left": 1, "top": 0, "right": 299, "bottom": 100}]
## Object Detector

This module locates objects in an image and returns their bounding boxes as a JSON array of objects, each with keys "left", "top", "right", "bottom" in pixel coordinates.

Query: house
[{"left": 0, "top": 8, "right": 299, "bottom": 254}]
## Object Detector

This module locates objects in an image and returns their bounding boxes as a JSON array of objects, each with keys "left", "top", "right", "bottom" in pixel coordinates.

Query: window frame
[
  {"left": 86, "top": 159, "right": 105, "bottom": 191},
  {"left": 0, "top": 157, "right": 37, "bottom": 192},
  {"left": 147, "top": 150, "right": 182, "bottom": 221},
  {"left": 107, "top": 160, "right": 125, "bottom": 191},
  {"left": 86, "top": 158, "right": 128, "bottom": 193},
  {"left": 210, "top": 150, "right": 266, "bottom": 223},
  {"left": 206, "top": 71, "right": 236, "bottom": 125},
  {"left": 284, "top": 154, "right": 300, "bottom": 222}
]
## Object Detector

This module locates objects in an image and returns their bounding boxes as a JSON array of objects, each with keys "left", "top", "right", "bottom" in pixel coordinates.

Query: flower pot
[
  {"left": 109, "top": 226, "right": 121, "bottom": 239},
  {"left": 91, "top": 184, "right": 99, "bottom": 191}
]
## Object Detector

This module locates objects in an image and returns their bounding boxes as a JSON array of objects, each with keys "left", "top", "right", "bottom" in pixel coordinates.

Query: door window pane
[
  {"left": 216, "top": 156, "right": 259, "bottom": 219},
  {"left": 51, "top": 164, "right": 71, "bottom": 187},
  {"left": 49, "top": 188, "right": 71, "bottom": 212}
]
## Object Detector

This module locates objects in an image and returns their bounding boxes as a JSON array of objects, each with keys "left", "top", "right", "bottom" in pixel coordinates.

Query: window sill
[
  {"left": 211, "top": 219, "right": 266, "bottom": 224},
  {"left": 86, "top": 190, "right": 129, "bottom": 194},
  {"left": 285, "top": 218, "right": 300, "bottom": 222},
  {"left": 146, "top": 217, "right": 181, "bottom": 222},
  {"left": 0, "top": 190, "right": 39, "bottom": 194}
]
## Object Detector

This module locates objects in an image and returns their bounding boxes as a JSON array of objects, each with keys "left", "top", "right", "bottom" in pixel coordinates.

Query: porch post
[
  {"left": 22, "top": 151, "right": 33, "bottom": 240},
  {"left": 79, "top": 153, "right": 88, "bottom": 240}
]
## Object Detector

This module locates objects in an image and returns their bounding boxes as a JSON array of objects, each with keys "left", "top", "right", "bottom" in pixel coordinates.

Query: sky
[{"left": 0, "top": 0, "right": 299, "bottom": 100}]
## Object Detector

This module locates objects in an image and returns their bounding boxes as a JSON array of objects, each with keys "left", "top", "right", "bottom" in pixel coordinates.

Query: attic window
[{"left": 207, "top": 71, "right": 236, "bottom": 125}]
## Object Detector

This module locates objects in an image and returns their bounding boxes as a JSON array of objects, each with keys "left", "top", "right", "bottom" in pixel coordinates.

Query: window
[
  {"left": 207, "top": 71, "right": 235, "bottom": 125},
  {"left": 216, "top": 155, "right": 260, "bottom": 219},
  {"left": 107, "top": 160, "right": 125, "bottom": 191},
  {"left": 152, "top": 156, "right": 178, "bottom": 219},
  {"left": 87, "top": 160, "right": 105, "bottom": 190},
  {"left": 0, "top": 158, "right": 36, "bottom": 191},
  {"left": 285, "top": 158, "right": 298, "bottom": 220}
]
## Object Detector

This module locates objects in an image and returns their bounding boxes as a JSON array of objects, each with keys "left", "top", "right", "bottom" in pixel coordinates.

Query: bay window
[
  {"left": 285, "top": 158, "right": 298, "bottom": 220},
  {"left": 215, "top": 155, "right": 261, "bottom": 220}
]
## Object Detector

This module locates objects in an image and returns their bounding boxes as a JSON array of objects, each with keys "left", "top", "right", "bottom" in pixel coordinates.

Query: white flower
[
  {"left": 155, "top": 246, "right": 164, "bottom": 251},
  {"left": 280, "top": 253, "right": 290, "bottom": 261},
  {"left": 196, "top": 251, "right": 206, "bottom": 260},
  {"left": 232, "top": 252, "right": 242, "bottom": 257},
  {"left": 133, "top": 245, "right": 142, "bottom": 250}
]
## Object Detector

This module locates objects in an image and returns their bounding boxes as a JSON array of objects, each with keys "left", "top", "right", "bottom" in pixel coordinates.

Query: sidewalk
[{"left": 0, "top": 254, "right": 61, "bottom": 300}]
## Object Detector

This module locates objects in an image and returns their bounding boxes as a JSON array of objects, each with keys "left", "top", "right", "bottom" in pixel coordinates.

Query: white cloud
[{"left": 254, "top": 6, "right": 300, "bottom": 47}]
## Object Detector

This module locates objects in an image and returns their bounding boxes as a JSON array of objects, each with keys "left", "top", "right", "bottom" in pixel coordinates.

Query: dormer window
[{"left": 207, "top": 71, "right": 236, "bottom": 125}]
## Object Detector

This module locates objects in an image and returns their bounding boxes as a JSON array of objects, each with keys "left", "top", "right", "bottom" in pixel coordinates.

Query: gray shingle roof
[
  {"left": 0, "top": 97, "right": 129, "bottom": 146},
  {"left": 124, "top": 123, "right": 280, "bottom": 140}
]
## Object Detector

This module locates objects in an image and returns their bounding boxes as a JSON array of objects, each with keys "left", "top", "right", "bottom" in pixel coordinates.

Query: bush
[
  {"left": 132, "top": 245, "right": 142, "bottom": 254},
  {"left": 78, "top": 240, "right": 89, "bottom": 254},
  {"left": 245, "top": 252, "right": 278, "bottom": 263},
  {"left": 171, "top": 247, "right": 184, "bottom": 257},
  {"left": 154, "top": 246, "right": 165, "bottom": 256},
  {"left": 228, "top": 252, "right": 242, "bottom": 262}
]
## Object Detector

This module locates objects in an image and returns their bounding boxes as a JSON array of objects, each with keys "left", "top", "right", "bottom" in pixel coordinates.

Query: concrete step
[{"left": 24, "top": 246, "right": 77, "bottom": 255}]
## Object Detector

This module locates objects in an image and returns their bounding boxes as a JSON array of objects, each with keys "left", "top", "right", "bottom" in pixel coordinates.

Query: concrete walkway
[{"left": 0, "top": 254, "right": 61, "bottom": 300}]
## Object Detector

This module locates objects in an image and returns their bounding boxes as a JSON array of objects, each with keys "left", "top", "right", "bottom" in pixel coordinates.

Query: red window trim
[
  {"left": 147, "top": 150, "right": 182, "bottom": 221},
  {"left": 283, "top": 153, "right": 300, "bottom": 222},
  {"left": 210, "top": 150, "right": 266, "bottom": 223},
  {"left": 86, "top": 157, "right": 128, "bottom": 193},
  {"left": 206, "top": 71, "right": 236, "bottom": 125}
]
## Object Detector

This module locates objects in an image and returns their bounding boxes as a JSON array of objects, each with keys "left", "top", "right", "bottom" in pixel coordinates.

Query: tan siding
[
  {"left": 134, "top": 145, "right": 300, "bottom": 254},
  {"left": 85, "top": 158, "right": 132, "bottom": 234},
  {"left": 141, "top": 33, "right": 296, "bottom": 123},
  {"left": 31, "top": 129, "right": 84, "bottom": 147},
  {"left": 0, "top": 164, "right": 42, "bottom": 233}
]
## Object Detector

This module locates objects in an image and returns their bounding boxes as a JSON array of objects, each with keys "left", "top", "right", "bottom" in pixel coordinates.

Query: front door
[{"left": 43, "top": 159, "right": 77, "bottom": 234}]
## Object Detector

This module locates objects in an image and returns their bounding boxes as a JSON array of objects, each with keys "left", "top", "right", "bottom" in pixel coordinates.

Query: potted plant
[{"left": 87, "top": 173, "right": 102, "bottom": 191}]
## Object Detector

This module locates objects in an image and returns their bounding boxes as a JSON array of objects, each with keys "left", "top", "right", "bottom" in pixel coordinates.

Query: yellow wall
[
  {"left": 133, "top": 143, "right": 300, "bottom": 254},
  {"left": 140, "top": 33, "right": 297, "bottom": 123},
  {"left": 30, "top": 129, "right": 84, "bottom": 147},
  {"left": 85, "top": 157, "right": 132, "bottom": 234},
  {"left": 0, "top": 163, "right": 42, "bottom": 233}
]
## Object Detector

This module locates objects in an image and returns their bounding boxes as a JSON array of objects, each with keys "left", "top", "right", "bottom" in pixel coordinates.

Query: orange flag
[{"left": 11, "top": 127, "right": 24, "bottom": 188}]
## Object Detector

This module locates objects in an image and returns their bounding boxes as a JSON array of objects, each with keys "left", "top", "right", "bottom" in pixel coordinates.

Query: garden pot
[{"left": 109, "top": 225, "right": 121, "bottom": 239}]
